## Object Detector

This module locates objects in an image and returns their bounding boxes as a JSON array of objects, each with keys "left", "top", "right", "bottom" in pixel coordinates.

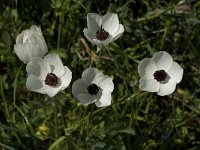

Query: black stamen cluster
[
  {"left": 96, "top": 26, "right": 109, "bottom": 41},
  {"left": 45, "top": 73, "right": 58, "bottom": 86},
  {"left": 154, "top": 70, "right": 168, "bottom": 82},
  {"left": 87, "top": 83, "right": 100, "bottom": 95}
]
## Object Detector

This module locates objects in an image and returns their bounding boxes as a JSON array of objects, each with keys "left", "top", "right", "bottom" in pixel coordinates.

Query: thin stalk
[
  {"left": 13, "top": 63, "right": 24, "bottom": 123},
  {"left": 0, "top": 76, "right": 22, "bottom": 144},
  {"left": 52, "top": 97, "right": 58, "bottom": 138},
  {"left": 77, "top": 107, "right": 88, "bottom": 150},
  {"left": 15, "top": 105, "right": 34, "bottom": 134},
  {"left": 0, "top": 142, "right": 15, "bottom": 150},
  {"left": 57, "top": 13, "right": 62, "bottom": 49},
  {"left": 54, "top": 96, "right": 66, "bottom": 128},
  {"left": 129, "top": 100, "right": 134, "bottom": 127},
  {"left": 0, "top": 75, "right": 10, "bottom": 121},
  {"left": 96, "top": 49, "right": 102, "bottom": 67},
  {"left": 161, "top": 20, "right": 172, "bottom": 49},
  {"left": 136, "top": 6, "right": 174, "bottom": 23}
]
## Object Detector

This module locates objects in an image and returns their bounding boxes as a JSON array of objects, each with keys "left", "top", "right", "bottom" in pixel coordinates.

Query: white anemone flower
[
  {"left": 83, "top": 13, "right": 124, "bottom": 51},
  {"left": 26, "top": 54, "right": 72, "bottom": 97},
  {"left": 14, "top": 25, "right": 48, "bottom": 63},
  {"left": 72, "top": 67, "right": 114, "bottom": 107},
  {"left": 138, "top": 51, "right": 183, "bottom": 96}
]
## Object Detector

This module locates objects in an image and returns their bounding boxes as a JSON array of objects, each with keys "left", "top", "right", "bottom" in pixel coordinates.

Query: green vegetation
[{"left": 1, "top": 0, "right": 200, "bottom": 149}]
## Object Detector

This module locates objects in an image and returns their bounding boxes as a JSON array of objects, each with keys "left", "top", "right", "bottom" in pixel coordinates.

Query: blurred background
[{"left": 0, "top": 0, "right": 200, "bottom": 149}]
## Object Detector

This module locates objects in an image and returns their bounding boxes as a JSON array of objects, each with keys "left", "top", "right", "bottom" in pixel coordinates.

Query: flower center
[
  {"left": 153, "top": 70, "right": 169, "bottom": 83},
  {"left": 45, "top": 73, "right": 58, "bottom": 86},
  {"left": 96, "top": 26, "right": 109, "bottom": 41},
  {"left": 87, "top": 83, "right": 100, "bottom": 95}
]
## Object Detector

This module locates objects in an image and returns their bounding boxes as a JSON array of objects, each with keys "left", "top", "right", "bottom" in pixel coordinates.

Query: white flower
[
  {"left": 26, "top": 54, "right": 72, "bottom": 97},
  {"left": 14, "top": 25, "right": 48, "bottom": 63},
  {"left": 175, "top": 0, "right": 191, "bottom": 14},
  {"left": 72, "top": 67, "right": 114, "bottom": 107},
  {"left": 83, "top": 13, "right": 124, "bottom": 51},
  {"left": 138, "top": 51, "right": 183, "bottom": 96}
]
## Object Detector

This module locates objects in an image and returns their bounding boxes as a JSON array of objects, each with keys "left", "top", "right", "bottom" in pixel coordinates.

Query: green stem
[
  {"left": 0, "top": 142, "right": 15, "bottom": 150},
  {"left": 96, "top": 49, "right": 102, "bottom": 67},
  {"left": 15, "top": 105, "right": 35, "bottom": 134},
  {"left": 161, "top": 20, "right": 172, "bottom": 49},
  {"left": 13, "top": 64, "right": 24, "bottom": 118},
  {"left": 0, "top": 75, "right": 10, "bottom": 121},
  {"left": 52, "top": 97, "right": 58, "bottom": 137},
  {"left": 77, "top": 107, "right": 88, "bottom": 149},
  {"left": 0, "top": 75, "right": 23, "bottom": 145},
  {"left": 57, "top": 13, "right": 62, "bottom": 49},
  {"left": 55, "top": 96, "right": 66, "bottom": 128},
  {"left": 136, "top": 6, "right": 173, "bottom": 23}
]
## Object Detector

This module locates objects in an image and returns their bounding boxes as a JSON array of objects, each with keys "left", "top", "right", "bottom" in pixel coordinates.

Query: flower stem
[
  {"left": 52, "top": 97, "right": 58, "bottom": 137},
  {"left": 57, "top": 13, "right": 62, "bottom": 49},
  {"left": 52, "top": 96, "right": 66, "bottom": 139},
  {"left": 13, "top": 63, "right": 24, "bottom": 123},
  {"left": 0, "top": 75, "right": 10, "bottom": 121},
  {"left": 96, "top": 49, "right": 102, "bottom": 67},
  {"left": 55, "top": 96, "right": 66, "bottom": 128}
]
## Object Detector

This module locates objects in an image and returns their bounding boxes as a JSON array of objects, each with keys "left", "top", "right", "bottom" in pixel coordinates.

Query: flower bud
[{"left": 14, "top": 25, "right": 48, "bottom": 63}]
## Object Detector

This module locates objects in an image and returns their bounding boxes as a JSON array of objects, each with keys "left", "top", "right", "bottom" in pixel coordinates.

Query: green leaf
[
  {"left": 11, "top": 9, "right": 18, "bottom": 21},
  {"left": 119, "top": 128, "right": 136, "bottom": 135},
  {"left": 2, "top": 31, "right": 11, "bottom": 48},
  {"left": 110, "top": 127, "right": 136, "bottom": 136},
  {"left": 48, "top": 136, "right": 66, "bottom": 150},
  {"left": 187, "top": 18, "right": 200, "bottom": 24},
  {"left": 50, "top": 0, "right": 62, "bottom": 9},
  {"left": 49, "top": 48, "right": 68, "bottom": 59}
]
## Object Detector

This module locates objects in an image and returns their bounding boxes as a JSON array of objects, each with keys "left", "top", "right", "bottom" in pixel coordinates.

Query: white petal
[
  {"left": 44, "top": 54, "right": 65, "bottom": 77},
  {"left": 72, "top": 79, "right": 89, "bottom": 98},
  {"left": 82, "top": 67, "right": 102, "bottom": 83},
  {"left": 14, "top": 44, "right": 28, "bottom": 63},
  {"left": 167, "top": 62, "right": 183, "bottom": 83},
  {"left": 28, "top": 26, "right": 48, "bottom": 54},
  {"left": 24, "top": 42, "right": 41, "bottom": 58},
  {"left": 95, "top": 91, "right": 111, "bottom": 107},
  {"left": 110, "top": 24, "right": 124, "bottom": 42},
  {"left": 30, "top": 25, "right": 42, "bottom": 35},
  {"left": 92, "top": 38, "right": 110, "bottom": 47},
  {"left": 32, "top": 34, "right": 48, "bottom": 55},
  {"left": 26, "top": 74, "right": 45, "bottom": 94},
  {"left": 60, "top": 66, "right": 72, "bottom": 90},
  {"left": 138, "top": 58, "right": 157, "bottom": 79},
  {"left": 157, "top": 80, "right": 176, "bottom": 96},
  {"left": 26, "top": 57, "right": 51, "bottom": 79},
  {"left": 83, "top": 28, "right": 94, "bottom": 43},
  {"left": 92, "top": 74, "right": 114, "bottom": 92},
  {"left": 152, "top": 51, "right": 173, "bottom": 70},
  {"left": 103, "top": 37, "right": 113, "bottom": 46},
  {"left": 23, "top": 30, "right": 33, "bottom": 43},
  {"left": 84, "top": 28, "right": 112, "bottom": 47},
  {"left": 77, "top": 93, "right": 97, "bottom": 106},
  {"left": 15, "top": 41, "right": 46, "bottom": 63},
  {"left": 102, "top": 13, "right": 119, "bottom": 35},
  {"left": 139, "top": 78, "right": 160, "bottom": 92},
  {"left": 87, "top": 13, "right": 102, "bottom": 34},
  {"left": 26, "top": 60, "right": 40, "bottom": 77},
  {"left": 45, "top": 85, "right": 62, "bottom": 98},
  {"left": 16, "top": 30, "right": 27, "bottom": 44}
]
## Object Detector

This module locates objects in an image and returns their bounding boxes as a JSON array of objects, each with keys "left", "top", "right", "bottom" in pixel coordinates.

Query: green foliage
[{"left": 0, "top": 0, "right": 200, "bottom": 149}]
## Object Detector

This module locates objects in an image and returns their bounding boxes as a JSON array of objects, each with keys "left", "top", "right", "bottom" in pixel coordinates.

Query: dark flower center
[
  {"left": 153, "top": 70, "right": 168, "bottom": 83},
  {"left": 45, "top": 73, "right": 58, "bottom": 86},
  {"left": 96, "top": 26, "right": 109, "bottom": 41},
  {"left": 87, "top": 83, "right": 100, "bottom": 95}
]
